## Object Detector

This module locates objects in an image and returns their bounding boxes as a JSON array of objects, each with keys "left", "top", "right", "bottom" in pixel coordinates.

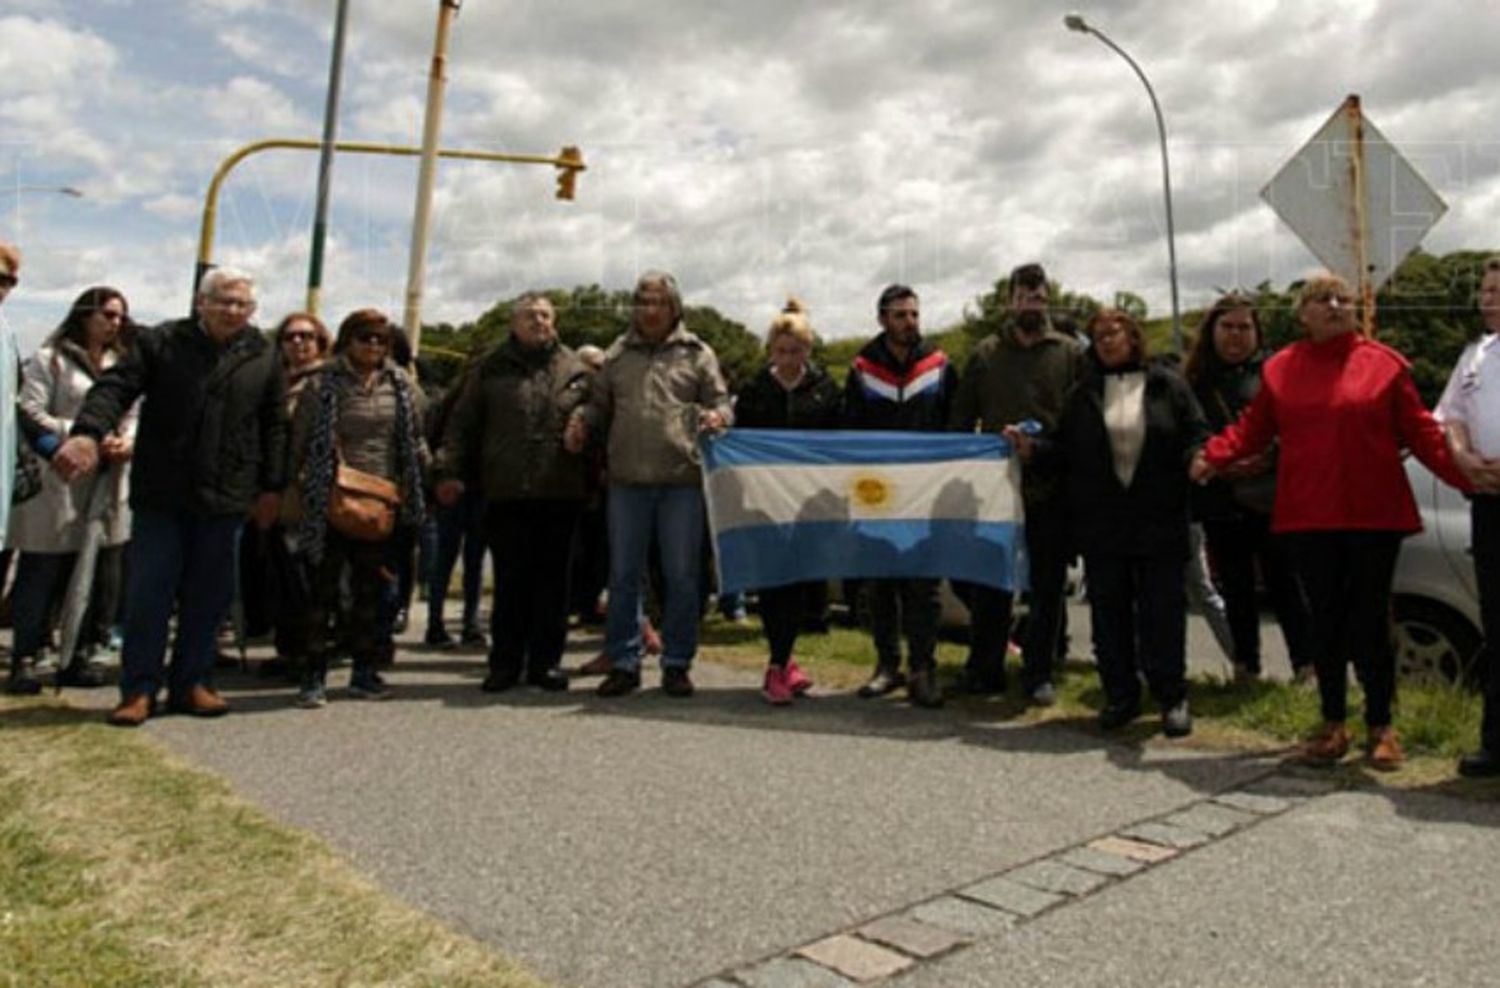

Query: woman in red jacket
[{"left": 1191, "top": 273, "right": 1469, "bottom": 769}]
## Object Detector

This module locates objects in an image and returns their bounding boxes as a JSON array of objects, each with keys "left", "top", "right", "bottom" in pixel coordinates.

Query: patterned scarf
[{"left": 298, "top": 361, "right": 425, "bottom": 562}]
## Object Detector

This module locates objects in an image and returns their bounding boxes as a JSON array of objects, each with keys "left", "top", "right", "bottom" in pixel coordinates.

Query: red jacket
[{"left": 1203, "top": 332, "right": 1468, "bottom": 534}]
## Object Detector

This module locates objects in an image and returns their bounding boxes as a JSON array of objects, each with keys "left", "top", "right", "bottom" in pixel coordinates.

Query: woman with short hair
[
  {"left": 289, "top": 309, "right": 427, "bottom": 707},
  {"left": 1194, "top": 273, "right": 1470, "bottom": 768}
]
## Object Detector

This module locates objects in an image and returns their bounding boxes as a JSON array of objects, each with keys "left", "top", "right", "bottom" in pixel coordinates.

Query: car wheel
[{"left": 1391, "top": 597, "right": 1484, "bottom": 688}]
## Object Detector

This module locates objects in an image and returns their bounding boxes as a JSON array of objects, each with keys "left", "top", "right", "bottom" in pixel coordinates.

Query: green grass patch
[
  {"left": 0, "top": 701, "right": 549, "bottom": 988},
  {"left": 699, "top": 613, "right": 1491, "bottom": 791}
]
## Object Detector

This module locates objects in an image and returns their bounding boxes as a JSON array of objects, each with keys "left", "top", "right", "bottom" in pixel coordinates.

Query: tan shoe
[
  {"left": 1367, "top": 726, "right": 1405, "bottom": 771},
  {"left": 108, "top": 693, "right": 154, "bottom": 728},
  {"left": 1300, "top": 721, "right": 1350, "bottom": 764},
  {"left": 169, "top": 684, "right": 230, "bottom": 718}
]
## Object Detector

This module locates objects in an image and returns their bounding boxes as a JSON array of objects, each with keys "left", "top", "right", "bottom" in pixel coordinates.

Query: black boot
[{"left": 6, "top": 656, "right": 43, "bottom": 696}]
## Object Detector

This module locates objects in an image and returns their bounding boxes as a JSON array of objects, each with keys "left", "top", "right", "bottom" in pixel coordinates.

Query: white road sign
[{"left": 1261, "top": 96, "right": 1446, "bottom": 292}]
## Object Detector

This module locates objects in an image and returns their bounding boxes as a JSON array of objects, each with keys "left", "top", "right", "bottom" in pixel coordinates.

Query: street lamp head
[
  {"left": 58, "top": 186, "right": 84, "bottom": 198},
  {"left": 1064, "top": 14, "right": 1089, "bottom": 32}
]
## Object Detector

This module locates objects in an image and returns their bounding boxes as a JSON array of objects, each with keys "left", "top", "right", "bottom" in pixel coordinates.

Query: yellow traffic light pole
[{"left": 194, "top": 137, "right": 586, "bottom": 314}]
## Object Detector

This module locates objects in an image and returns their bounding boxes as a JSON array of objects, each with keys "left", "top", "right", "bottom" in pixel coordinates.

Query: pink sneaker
[
  {"left": 784, "top": 659, "right": 813, "bottom": 695},
  {"left": 762, "top": 665, "right": 794, "bottom": 705}
]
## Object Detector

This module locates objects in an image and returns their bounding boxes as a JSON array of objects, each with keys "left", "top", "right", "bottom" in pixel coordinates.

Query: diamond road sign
[{"left": 1261, "top": 96, "right": 1446, "bottom": 291}]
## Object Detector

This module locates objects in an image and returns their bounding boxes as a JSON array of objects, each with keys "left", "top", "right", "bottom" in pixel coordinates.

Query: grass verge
[
  {"left": 697, "top": 614, "right": 1497, "bottom": 795},
  {"left": 0, "top": 699, "right": 549, "bottom": 988}
]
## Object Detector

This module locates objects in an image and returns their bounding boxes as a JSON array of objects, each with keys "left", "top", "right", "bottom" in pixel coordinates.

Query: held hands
[
  {"left": 1000, "top": 424, "right": 1035, "bottom": 463},
  {"left": 1456, "top": 448, "right": 1500, "bottom": 494},
  {"left": 435, "top": 479, "right": 464, "bottom": 507},
  {"left": 1189, "top": 450, "right": 1215, "bottom": 485},
  {"left": 100, "top": 435, "right": 133, "bottom": 463},
  {"left": 52, "top": 436, "right": 100, "bottom": 481},
  {"left": 563, "top": 412, "right": 588, "bottom": 454},
  {"left": 698, "top": 408, "right": 727, "bottom": 434}
]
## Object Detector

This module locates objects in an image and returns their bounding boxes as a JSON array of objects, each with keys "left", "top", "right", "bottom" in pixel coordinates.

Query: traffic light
[{"left": 555, "top": 145, "right": 584, "bottom": 201}]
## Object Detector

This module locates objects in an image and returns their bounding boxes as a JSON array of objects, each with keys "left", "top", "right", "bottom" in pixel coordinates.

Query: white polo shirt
[{"left": 1437, "top": 333, "right": 1500, "bottom": 459}]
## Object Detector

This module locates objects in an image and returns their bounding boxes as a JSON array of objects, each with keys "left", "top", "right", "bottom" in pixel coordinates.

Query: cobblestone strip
[{"left": 692, "top": 770, "right": 1336, "bottom": 987}]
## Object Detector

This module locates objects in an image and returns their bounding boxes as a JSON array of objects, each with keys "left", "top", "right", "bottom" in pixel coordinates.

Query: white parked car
[{"left": 1393, "top": 457, "right": 1484, "bottom": 686}]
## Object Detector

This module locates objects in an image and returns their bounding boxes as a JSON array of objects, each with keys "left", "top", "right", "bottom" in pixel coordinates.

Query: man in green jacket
[{"left": 950, "top": 263, "right": 1081, "bottom": 705}]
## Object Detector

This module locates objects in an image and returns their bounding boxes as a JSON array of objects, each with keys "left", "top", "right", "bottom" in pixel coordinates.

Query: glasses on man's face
[
  {"left": 0, "top": 273, "right": 17, "bottom": 289},
  {"left": 1311, "top": 293, "right": 1354, "bottom": 307},
  {"left": 282, "top": 331, "right": 314, "bottom": 344},
  {"left": 210, "top": 296, "right": 254, "bottom": 310},
  {"left": 354, "top": 331, "right": 390, "bottom": 347}
]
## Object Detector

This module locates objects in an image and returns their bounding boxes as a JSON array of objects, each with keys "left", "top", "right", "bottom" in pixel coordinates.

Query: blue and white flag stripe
[{"left": 702, "top": 429, "right": 1025, "bottom": 593}]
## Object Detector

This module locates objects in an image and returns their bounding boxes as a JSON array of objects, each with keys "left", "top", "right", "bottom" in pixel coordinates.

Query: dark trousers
[
  {"left": 426, "top": 489, "right": 486, "bottom": 633},
  {"left": 1472, "top": 496, "right": 1500, "bottom": 750},
  {"left": 1288, "top": 530, "right": 1402, "bottom": 728},
  {"left": 759, "top": 582, "right": 812, "bottom": 667},
  {"left": 120, "top": 509, "right": 242, "bottom": 699},
  {"left": 486, "top": 498, "right": 582, "bottom": 676},
  {"left": 10, "top": 544, "right": 124, "bottom": 660},
  {"left": 959, "top": 499, "right": 1071, "bottom": 690},
  {"left": 1203, "top": 514, "right": 1315, "bottom": 674},
  {"left": 867, "top": 578, "right": 939, "bottom": 671},
  {"left": 304, "top": 531, "right": 390, "bottom": 674},
  {"left": 1084, "top": 551, "right": 1188, "bottom": 710}
]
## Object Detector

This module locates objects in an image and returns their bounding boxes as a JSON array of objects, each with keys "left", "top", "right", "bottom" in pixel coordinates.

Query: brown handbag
[{"left": 327, "top": 457, "right": 401, "bottom": 541}]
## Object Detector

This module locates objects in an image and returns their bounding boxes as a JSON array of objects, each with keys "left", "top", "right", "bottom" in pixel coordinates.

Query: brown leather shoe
[
  {"left": 108, "top": 693, "right": 154, "bottom": 728},
  {"left": 1300, "top": 721, "right": 1350, "bottom": 765},
  {"left": 575, "top": 651, "right": 613, "bottom": 677},
  {"left": 169, "top": 684, "right": 230, "bottom": 718},
  {"left": 1367, "top": 726, "right": 1405, "bottom": 771}
]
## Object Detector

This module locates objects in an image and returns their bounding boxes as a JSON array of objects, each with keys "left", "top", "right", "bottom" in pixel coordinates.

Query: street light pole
[
  {"left": 1064, "top": 14, "right": 1182, "bottom": 352},
  {"left": 306, "top": 0, "right": 351, "bottom": 318},
  {"left": 403, "top": 0, "right": 462, "bottom": 354}
]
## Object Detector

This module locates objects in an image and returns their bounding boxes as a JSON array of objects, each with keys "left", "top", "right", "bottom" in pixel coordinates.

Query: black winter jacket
[
  {"left": 72, "top": 317, "right": 288, "bottom": 515},
  {"left": 1049, "top": 358, "right": 1208, "bottom": 558},
  {"left": 842, "top": 335, "right": 956, "bottom": 432},
  {"left": 734, "top": 363, "right": 842, "bottom": 431}
]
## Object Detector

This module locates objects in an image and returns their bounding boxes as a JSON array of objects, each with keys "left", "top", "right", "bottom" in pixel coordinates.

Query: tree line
[{"left": 420, "top": 248, "right": 1494, "bottom": 406}]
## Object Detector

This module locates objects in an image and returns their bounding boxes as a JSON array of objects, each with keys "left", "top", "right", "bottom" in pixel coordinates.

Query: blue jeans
[
  {"left": 425, "top": 489, "right": 486, "bottom": 632},
  {"left": 120, "top": 509, "right": 242, "bottom": 700},
  {"left": 605, "top": 484, "right": 704, "bottom": 672}
]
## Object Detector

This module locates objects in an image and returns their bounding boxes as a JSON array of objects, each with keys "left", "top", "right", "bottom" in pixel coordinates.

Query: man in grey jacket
[{"left": 564, "top": 271, "right": 732, "bottom": 697}]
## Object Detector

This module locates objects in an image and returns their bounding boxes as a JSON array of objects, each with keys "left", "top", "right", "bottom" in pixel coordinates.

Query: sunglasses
[
  {"left": 282, "top": 331, "right": 315, "bottom": 343},
  {"left": 0, "top": 273, "right": 17, "bottom": 289},
  {"left": 354, "top": 330, "right": 390, "bottom": 346}
]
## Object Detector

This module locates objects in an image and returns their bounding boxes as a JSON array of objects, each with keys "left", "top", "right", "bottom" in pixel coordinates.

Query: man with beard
[
  {"left": 950, "top": 263, "right": 1081, "bottom": 705},
  {"left": 843, "top": 284, "right": 958, "bottom": 708}
]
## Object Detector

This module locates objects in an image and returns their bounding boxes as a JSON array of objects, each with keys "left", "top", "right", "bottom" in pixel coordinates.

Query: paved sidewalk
[{"left": 90, "top": 622, "right": 1499, "bottom": 987}]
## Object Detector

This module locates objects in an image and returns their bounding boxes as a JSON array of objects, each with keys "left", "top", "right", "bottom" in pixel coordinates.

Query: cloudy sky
[{"left": 2, "top": 0, "right": 1496, "bottom": 351}]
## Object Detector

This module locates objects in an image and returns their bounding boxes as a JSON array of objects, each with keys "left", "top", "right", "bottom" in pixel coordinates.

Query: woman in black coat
[
  {"left": 731, "top": 299, "right": 842, "bottom": 704},
  {"left": 1183, "top": 294, "right": 1314, "bottom": 684},
  {"left": 1027, "top": 309, "right": 1208, "bottom": 736}
]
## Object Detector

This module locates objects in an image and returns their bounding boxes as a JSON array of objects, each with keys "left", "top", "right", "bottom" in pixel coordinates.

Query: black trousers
[
  {"left": 304, "top": 531, "right": 389, "bottom": 673},
  {"left": 1203, "top": 514, "right": 1315, "bottom": 674},
  {"left": 1287, "top": 530, "right": 1402, "bottom": 728},
  {"left": 758, "top": 582, "right": 812, "bottom": 667},
  {"left": 1473, "top": 496, "right": 1500, "bottom": 751},
  {"left": 1084, "top": 550, "right": 1188, "bottom": 710},
  {"left": 960, "top": 499, "right": 1071, "bottom": 690},
  {"left": 867, "top": 578, "right": 939, "bottom": 671},
  {"left": 486, "top": 498, "right": 582, "bottom": 676}
]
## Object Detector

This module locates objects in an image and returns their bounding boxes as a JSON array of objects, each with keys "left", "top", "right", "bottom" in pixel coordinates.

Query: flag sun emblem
[{"left": 850, "top": 474, "right": 893, "bottom": 512}]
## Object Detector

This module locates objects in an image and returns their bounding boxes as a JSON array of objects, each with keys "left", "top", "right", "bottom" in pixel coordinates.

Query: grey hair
[
  {"left": 197, "top": 265, "right": 256, "bottom": 300},
  {"left": 634, "top": 269, "right": 683, "bottom": 323}
]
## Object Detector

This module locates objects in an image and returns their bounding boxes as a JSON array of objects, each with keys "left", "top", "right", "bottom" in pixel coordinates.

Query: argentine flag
[{"left": 702, "top": 429, "right": 1024, "bottom": 593}]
